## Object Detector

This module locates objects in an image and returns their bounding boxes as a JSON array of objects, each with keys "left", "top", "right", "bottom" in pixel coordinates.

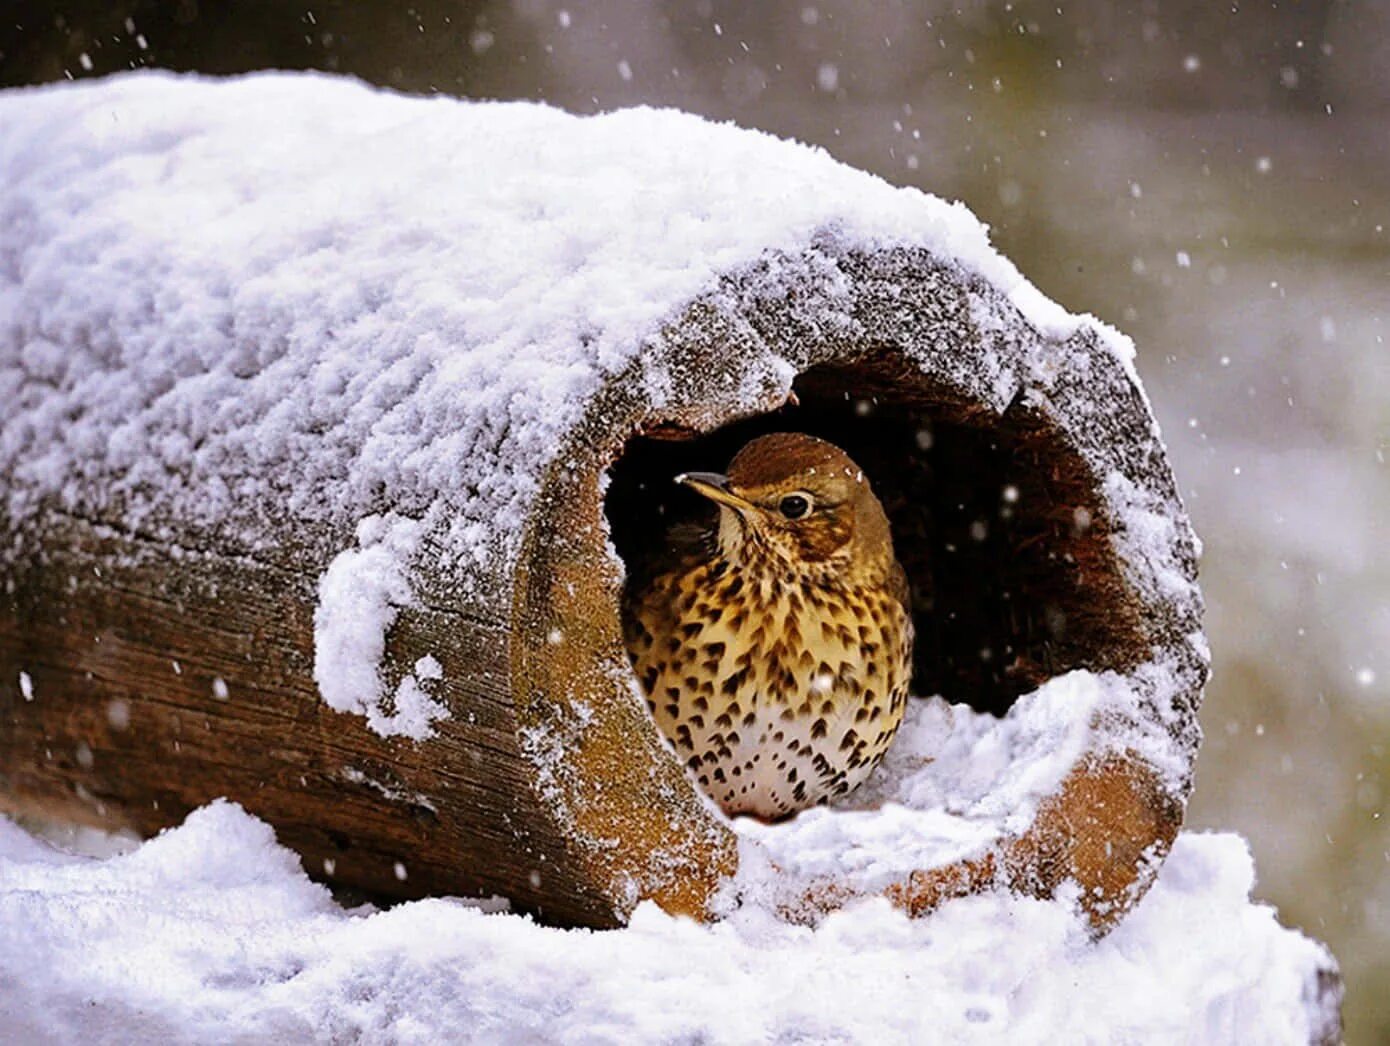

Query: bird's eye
[{"left": 778, "top": 494, "right": 811, "bottom": 519}]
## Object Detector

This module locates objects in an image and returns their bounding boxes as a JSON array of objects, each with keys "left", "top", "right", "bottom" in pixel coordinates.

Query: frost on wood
[{"left": 1, "top": 72, "right": 1208, "bottom": 929}]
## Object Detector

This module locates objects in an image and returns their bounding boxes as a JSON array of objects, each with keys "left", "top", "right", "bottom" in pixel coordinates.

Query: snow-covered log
[{"left": 0, "top": 74, "right": 1207, "bottom": 931}]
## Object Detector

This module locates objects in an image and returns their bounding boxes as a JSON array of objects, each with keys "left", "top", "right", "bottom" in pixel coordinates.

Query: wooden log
[{"left": 0, "top": 75, "right": 1207, "bottom": 931}]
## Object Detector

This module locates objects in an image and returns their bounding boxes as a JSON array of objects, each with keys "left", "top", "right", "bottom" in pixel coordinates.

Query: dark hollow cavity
[{"left": 605, "top": 358, "right": 1142, "bottom": 717}]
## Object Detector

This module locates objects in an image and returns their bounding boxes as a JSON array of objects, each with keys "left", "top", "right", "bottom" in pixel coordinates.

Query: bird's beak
[{"left": 675, "top": 471, "right": 752, "bottom": 512}]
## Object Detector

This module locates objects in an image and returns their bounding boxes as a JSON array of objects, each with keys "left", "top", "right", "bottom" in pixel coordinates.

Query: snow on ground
[{"left": 0, "top": 802, "right": 1336, "bottom": 1044}]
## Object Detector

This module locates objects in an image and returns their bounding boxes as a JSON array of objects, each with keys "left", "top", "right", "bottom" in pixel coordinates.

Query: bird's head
[{"left": 676, "top": 432, "right": 896, "bottom": 580}]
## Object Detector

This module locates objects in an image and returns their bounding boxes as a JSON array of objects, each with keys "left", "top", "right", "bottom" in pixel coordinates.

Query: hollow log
[{"left": 0, "top": 73, "right": 1207, "bottom": 931}]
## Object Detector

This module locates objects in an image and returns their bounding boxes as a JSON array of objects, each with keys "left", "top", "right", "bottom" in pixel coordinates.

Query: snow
[
  {"left": 1105, "top": 471, "right": 1200, "bottom": 605},
  {"left": 311, "top": 513, "right": 445, "bottom": 739},
  {"left": 730, "top": 669, "right": 1185, "bottom": 903},
  {"left": 0, "top": 802, "right": 1338, "bottom": 1043}
]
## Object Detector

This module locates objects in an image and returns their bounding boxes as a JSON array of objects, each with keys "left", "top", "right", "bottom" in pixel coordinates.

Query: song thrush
[{"left": 623, "top": 432, "right": 913, "bottom": 820}]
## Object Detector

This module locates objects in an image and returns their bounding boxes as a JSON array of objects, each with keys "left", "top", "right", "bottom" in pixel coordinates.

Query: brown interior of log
[{"left": 605, "top": 357, "right": 1143, "bottom": 717}]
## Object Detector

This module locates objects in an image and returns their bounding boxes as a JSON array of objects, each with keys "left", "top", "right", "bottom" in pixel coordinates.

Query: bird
[{"left": 622, "top": 432, "right": 913, "bottom": 820}]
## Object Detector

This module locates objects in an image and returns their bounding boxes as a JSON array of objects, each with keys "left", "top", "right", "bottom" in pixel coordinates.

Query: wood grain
[{"left": 0, "top": 509, "right": 622, "bottom": 926}]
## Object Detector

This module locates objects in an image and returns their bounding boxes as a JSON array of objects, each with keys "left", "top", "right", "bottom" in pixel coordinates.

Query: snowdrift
[
  {"left": 0, "top": 805, "right": 1341, "bottom": 1044},
  {"left": 1, "top": 73, "right": 1205, "bottom": 931}
]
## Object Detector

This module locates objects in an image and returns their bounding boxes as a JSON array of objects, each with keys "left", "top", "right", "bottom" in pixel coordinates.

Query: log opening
[{"left": 606, "top": 354, "right": 1147, "bottom": 718}]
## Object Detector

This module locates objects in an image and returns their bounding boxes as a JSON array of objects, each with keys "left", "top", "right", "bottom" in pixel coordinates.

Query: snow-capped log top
[
  {"left": 3, "top": 71, "right": 1124, "bottom": 580},
  {"left": 0, "top": 73, "right": 1207, "bottom": 930}
]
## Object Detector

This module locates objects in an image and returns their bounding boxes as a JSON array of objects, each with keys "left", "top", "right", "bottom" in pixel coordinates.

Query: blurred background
[{"left": 3, "top": 1, "right": 1386, "bottom": 1038}]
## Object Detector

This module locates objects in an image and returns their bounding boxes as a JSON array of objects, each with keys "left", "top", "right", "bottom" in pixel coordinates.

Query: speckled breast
[{"left": 627, "top": 556, "right": 912, "bottom": 820}]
